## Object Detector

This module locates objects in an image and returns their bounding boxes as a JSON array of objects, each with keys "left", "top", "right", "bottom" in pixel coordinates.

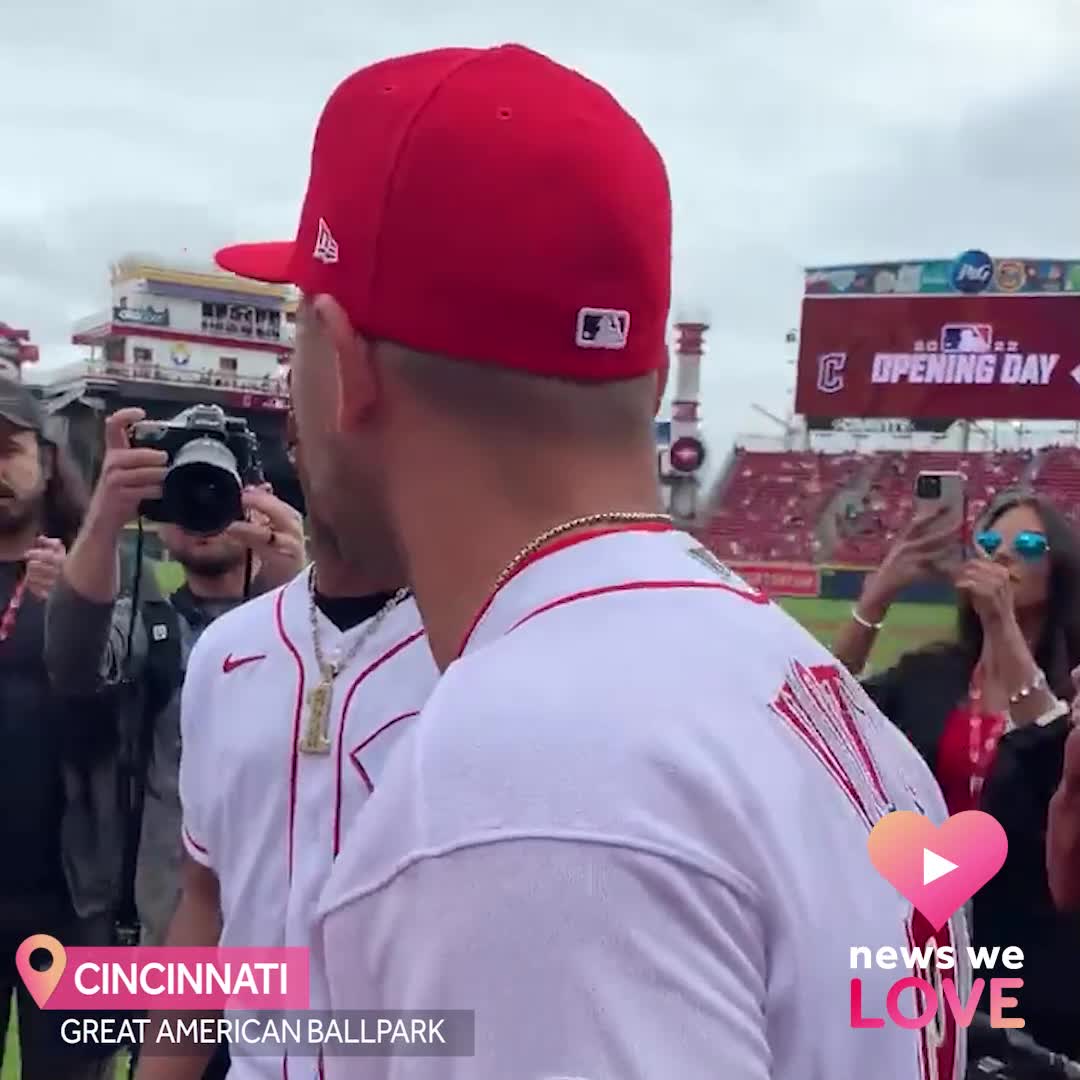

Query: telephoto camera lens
[{"left": 162, "top": 437, "right": 243, "bottom": 535}]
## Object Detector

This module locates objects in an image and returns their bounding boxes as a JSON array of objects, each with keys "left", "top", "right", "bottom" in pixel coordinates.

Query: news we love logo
[{"left": 852, "top": 809, "right": 1021, "bottom": 1031}]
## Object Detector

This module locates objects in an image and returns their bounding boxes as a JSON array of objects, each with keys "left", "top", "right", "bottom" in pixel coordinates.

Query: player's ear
[
  {"left": 654, "top": 347, "right": 670, "bottom": 417},
  {"left": 310, "top": 294, "right": 377, "bottom": 433}
]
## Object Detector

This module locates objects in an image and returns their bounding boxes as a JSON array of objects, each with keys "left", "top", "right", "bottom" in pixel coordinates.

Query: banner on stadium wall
[
  {"left": 804, "top": 416, "right": 954, "bottom": 434},
  {"left": 804, "top": 256, "right": 1080, "bottom": 296},
  {"left": 795, "top": 294, "right": 1080, "bottom": 421},
  {"left": 727, "top": 562, "right": 820, "bottom": 598}
]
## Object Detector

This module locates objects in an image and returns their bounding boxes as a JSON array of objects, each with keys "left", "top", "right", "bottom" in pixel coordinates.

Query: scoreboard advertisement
[{"left": 796, "top": 251, "right": 1080, "bottom": 422}]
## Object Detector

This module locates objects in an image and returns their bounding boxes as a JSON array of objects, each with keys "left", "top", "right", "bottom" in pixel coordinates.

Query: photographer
[{"left": 44, "top": 407, "right": 304, "bottom": 1079}]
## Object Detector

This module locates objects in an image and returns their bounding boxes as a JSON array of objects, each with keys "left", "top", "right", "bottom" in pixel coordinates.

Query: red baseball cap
[{"left": 216, "top": 44, "right": 671, "bottom": 383}]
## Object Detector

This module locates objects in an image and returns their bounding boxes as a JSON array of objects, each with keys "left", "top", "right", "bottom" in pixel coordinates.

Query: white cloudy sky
[{"left": 2, "top": 0, "right": 1078, "bottom": 451}]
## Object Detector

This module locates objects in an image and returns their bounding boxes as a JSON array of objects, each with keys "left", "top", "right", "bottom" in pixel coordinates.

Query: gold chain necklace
[
  {"left": 299, "top": 569, "right": 410, "bottom": 755},
  {"left": 489, "top": 511, "right": 673, "bottom": 595}
]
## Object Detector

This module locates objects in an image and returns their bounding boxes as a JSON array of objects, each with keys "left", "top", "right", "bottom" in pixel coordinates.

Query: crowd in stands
[
  {"left": 1034, "top": 445, "right": 1080, "bottom": 529},
  {"left": 702, "top": 450, "right": 864, "bottom": 562},
  {"left": 699, "top": 446, "right": 1080, "bottom": 565}
]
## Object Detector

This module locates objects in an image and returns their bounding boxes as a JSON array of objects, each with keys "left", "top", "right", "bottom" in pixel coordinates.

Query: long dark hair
[
  {"left": 956, "top": 491, "right": 1080, "bottom": 700},
  {"left": 40, "top": 438, "right": 90, "bottom": 550}
]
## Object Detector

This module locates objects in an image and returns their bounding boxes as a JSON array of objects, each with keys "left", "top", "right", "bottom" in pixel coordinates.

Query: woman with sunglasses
[
  {"left": 836, "top": 490, "right": 1079, "bottom": 813},
  {"left": 838, "top": 490, "right": 1080, "bottom": 1061}
]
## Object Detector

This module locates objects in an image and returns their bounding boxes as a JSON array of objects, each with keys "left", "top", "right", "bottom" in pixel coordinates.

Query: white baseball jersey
[
  {"left": 179, "top": 568, "right": 439, "bottom": 1080},
  {"left": 317, "top": 527, "right": 970, "bottom": 1080}
]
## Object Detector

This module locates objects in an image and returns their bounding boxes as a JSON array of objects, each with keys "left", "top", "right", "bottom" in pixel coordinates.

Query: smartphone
[{"left": 914, "top": 470, "right": 967, "bottom": 564}]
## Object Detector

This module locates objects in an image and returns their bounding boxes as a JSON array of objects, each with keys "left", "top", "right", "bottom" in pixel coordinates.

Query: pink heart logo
[{"left": 867, "top": 810, "right": 1007, "bottom": 930}]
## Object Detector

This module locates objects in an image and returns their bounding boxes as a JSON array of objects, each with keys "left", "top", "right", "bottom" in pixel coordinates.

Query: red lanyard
[
  {"left": 0, "top": 574, "right": 28, "bottom": 643},
  {"left": 966, "top": 710, "right": 1006, "bottom": 802},
  {"left": 966, "top": 661, "right": 1006, "bottom": 803}
]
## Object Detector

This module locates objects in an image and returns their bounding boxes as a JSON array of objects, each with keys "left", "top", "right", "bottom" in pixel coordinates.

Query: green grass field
[
  {"left": 151, "top": 559, "right": 185, "bottom": 596},
  {"left": 0, "top": 594, "right": 954, "bottom": 1079},
  {"left": 2, "top": 999, "right": 127, "bottom": 1079},
  {"left": 778, "top": 596, "right": 956, "bottom": 674}
]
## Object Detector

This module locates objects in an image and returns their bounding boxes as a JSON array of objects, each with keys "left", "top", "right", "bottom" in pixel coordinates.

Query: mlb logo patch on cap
[
  {"left": 215, "top": 45, "right": 670, "bottom": 381},
  {"left": 576, "top": 308, "right": 630, "bottom": 350}
]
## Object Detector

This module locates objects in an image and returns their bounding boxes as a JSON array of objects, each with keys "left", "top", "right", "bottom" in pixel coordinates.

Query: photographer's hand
[
  {"left": 224, "top": 486, "right": 306, "bottom": 591},
  {"left": 64, "top": 407, "right": 168, "bottom": 603}
]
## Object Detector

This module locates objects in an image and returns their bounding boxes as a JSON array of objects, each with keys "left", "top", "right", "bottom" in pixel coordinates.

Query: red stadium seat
[{"left": 699, "top": 448, "right": 1035, "bottom": 567}]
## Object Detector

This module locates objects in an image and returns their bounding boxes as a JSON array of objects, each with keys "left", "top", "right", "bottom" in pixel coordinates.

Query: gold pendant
[{"left": 300, "top": 678, "right": 332, "bottom": 755}]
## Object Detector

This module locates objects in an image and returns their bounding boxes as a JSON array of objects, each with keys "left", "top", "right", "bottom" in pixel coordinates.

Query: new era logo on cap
[
  {"left": 214, "top": 45, "right": 670, "bottom": 382},
  {"left": 313, "top": 218, "right": 339, "bottom": 265},
  {"left": 576, "top": 308, "right": 630, "bottom": 350}
]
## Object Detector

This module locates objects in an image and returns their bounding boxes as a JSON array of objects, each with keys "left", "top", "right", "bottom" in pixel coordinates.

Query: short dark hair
[
  {"left": 381, "top": 342, "right": 656, "bottom": 446},
  {"left": 39, "top": 438, "right": 90, "bottom": 550}
]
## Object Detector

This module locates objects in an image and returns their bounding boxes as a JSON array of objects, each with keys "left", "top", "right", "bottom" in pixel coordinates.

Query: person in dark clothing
[
  {"left": 45, "top": 405, "right": 306, "bottom": 1080},
  {"left": 1048, "top": 688, "right": 1080, "bottom": 910},
  {"left": 978, "top": 712, "right": 1079, "bottom": 1059},
  {"left": 835, "top": 490, "right": 1080, "bottom": 1059},
  {"left": 0, "top": 378, "right": 114, "bottom": 1080}
]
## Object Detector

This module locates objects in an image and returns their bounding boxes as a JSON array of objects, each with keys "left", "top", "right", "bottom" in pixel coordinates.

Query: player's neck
[
  {"left": 313, "top": 554, "right": 394, "bottom": 599},
  {"left": 397, "top": 454, "right": 663, "bottom": 671},
  {"left": 0, "top": 519, "right": 40, "bottom": 562}
]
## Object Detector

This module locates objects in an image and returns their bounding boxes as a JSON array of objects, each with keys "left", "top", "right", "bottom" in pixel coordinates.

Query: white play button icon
[{"left": 923, "top": 848, "right": 958, "bottom": 886}]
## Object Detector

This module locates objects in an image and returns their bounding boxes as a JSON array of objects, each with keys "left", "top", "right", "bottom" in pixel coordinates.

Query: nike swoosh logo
[{"left": 222, "top": 653, "right": 266, "bottom": 674}]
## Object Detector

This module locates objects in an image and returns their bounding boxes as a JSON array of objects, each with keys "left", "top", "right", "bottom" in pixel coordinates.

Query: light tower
[{"left": 664, "top": 318, "right": 708, "bottom": 523}]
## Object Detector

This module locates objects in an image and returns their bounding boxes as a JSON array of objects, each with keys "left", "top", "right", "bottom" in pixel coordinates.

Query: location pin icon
[{"left": 15, "top": 935, "right": 67, "bottom": 1008}]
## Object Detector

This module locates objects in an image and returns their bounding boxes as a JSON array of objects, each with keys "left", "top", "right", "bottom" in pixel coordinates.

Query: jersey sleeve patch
[{"left": 769, "top": 659, "right": 897, "bottom": 830}]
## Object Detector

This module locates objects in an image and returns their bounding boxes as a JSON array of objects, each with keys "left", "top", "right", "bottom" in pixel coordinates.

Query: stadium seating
[
  {"left": 702, "top": 450, "right": 864, "bottom": 563},
  {"left": 702, "top": 447, "right": 1038, "bottom": 567},
  {"left": 1033, "top": 446, "right": 1080, "bottom": 527}
]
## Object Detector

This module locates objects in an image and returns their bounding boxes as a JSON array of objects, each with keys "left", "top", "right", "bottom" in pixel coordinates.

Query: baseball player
[
  {"left": 138, "top": 427, "right": 438, "bottom": 1080},
  {"left": 217, "top": 44, "right": 968, "bottom": 1080}
]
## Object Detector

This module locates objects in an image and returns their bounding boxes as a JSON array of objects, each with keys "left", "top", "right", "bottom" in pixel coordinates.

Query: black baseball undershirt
[{"left": 313, "top": 591, "right": 397, "bottom": 632}]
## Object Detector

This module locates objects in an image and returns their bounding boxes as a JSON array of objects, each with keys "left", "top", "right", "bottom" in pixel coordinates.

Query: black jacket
[
  {"left": 978, "top": 717, "right": 1080, "bottom": 1059},
  {"left": 864, "top": 649, "right": 1080, "bottom": 1059},
  {"left": 862, "top": 647, "right": 971, "bottom": 768},
  {"left": 0, "top": 566, "right": 68, "bottom": 900},
  {"left": 0, "top": 559, "right": 129, "bottom": 956}
]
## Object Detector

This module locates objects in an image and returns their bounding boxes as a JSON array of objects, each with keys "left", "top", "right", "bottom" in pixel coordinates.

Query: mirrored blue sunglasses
[{"left": 975, "top": 529, "right": 1049, "bottom": 561}]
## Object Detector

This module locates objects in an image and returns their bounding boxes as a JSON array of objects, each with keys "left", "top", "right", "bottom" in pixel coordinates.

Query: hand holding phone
[{"left": 913, "top": 470, "right": 967, "bottom": 570}]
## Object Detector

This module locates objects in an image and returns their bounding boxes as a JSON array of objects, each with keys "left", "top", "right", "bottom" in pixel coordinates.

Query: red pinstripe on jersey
[{"left": 332, "top": 635, "right": 424, "bottom": 856}]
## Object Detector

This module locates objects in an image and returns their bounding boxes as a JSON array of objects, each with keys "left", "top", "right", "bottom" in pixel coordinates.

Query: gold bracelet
[{"left": 1008, "top": 669, "right": 1048, "bottom": 706}]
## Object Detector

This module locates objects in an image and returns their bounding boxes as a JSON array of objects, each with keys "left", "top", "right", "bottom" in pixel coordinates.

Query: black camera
[{"left": 130, "top": 405, "right": 264, "bottom": 536}]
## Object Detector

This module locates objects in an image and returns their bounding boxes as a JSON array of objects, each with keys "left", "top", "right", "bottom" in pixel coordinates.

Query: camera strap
[
  {"left": 115, "top": 522, "right": 183, "bottom": 947},
  {"left": 115, "top": 595, "right": 181, "bottom": 946}
]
